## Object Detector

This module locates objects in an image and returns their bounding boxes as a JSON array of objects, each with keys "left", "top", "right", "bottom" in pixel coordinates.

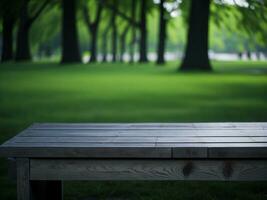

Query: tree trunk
[
  {"left": 61, "top": 0, "right": 81, "bottom": 63},
  {"left": 156, "top": 0, "right": 166, "bottom": 65},
  {"left": 119, "top": 37, "right": 125, "bottom": 62},
  {"left": 111, "top": 8, "right": 117, "bottom": 62},
  {"left": 90, "top": 27, "right": 98, "bottom": 62},
  {"left": 1, "top": 14, "right": 15, "bottom": 62},
  {"left": 180, "top": 0, "right": 211, "bottom": 71},
  {"left": 101, "top": 33, "right": 108, "bottom": 62},
  {"left": 15, "top": 0, "right": 31, "bottom": 62},
  {"left": 119, "top": 25, "right": 130, "bottom": 62},
  {"left": 101, "top": 22, "right": 111, "bottom": 62},
  {"left": 102, "top": 25, "right": 109, "bottom": 62},
  {"left": 139, "top": 0, "right": 148, "bottom": 63},
  {"left": 129, "top": 0, "right": 137, "bottom": 63}
]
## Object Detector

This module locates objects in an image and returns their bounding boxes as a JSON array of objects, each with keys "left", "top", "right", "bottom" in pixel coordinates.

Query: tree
[
  {"left": 0, "top": 1, "right": 16, "bottom": 62},
  {"left": 15, "top": 0, "right": 49, "bottom": 62},
  {"left": 119, "top": 24, "right": 131, "bottom": 62},
  {"left": 61, "top": 0, "right": 81, "bottom": 63},
  {"left": 129, "top": 0, "right": 137, "bottom": 63},
  {"left": 156, "top": 0, "right": 167, "bottom": 65},
  {"left": 82, "top": 0, "right": 104, "bottom": 63},
  {"left": 101, "top": 12, "right": 112, "bottom": 62},
  {"left": 101, "top": 0, "right": 153, "bottom": 63},
  {"left": 139, "top": 0, "right": 148, "bottom": 62},
  {"left": 180, "top": 0, "right": 211, "bottom": 71},
  {"left": 111, "top": 0, "right": 118, "bottom": 62}
]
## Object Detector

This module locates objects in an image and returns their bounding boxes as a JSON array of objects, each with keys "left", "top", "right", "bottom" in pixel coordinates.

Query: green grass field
[{"left": 0, "top": 61, "right": 267, "bottom": 200}]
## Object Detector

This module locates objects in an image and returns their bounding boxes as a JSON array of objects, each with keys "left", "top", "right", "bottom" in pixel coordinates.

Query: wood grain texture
[
  {"left": 17, "top": 158, "right": 30, "bottom": 200},
  {"left": 209, "top": 147, "right": 267, "bottom": 158},
  {"left": 0, "top": 123, "right": 266, "bottom": 158},
  {"left": 0, "top": 146, "right": 171, "bottom": 158},
  {"left": 30, "top": 159, "right": 267, "bottom": 181}
]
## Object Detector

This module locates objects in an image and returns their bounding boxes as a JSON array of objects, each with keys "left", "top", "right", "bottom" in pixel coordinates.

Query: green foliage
[
  {"left": 1, "top": 0, "right": 267, "bottom": 58},
  {"left": 30, "top": 5, "right": 61, "bottom": 53}
]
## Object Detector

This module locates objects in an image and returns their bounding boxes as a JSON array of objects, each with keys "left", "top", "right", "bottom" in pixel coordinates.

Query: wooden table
[{"left": 1, "top": 123, "right": 267, "bottom": 200}]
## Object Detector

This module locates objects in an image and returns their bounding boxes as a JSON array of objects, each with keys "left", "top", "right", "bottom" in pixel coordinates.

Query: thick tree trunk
[
  {"left": 111, "top": 9, "right": 117, "bottom": 62},
  {"left": 61, "top": 0, "right": 81, "bottom": 63},
  {"left": 139, "top": 0, "right": 148, "bottom": 63},
  {"left": 1, "top": 14, "right": 15, "bottom": 62},
  {"left": 15, "top": 25, "right": 31, "bottom": 61},
  {"left": 90, "top": 27, "right": 98, "bottom": 62},
  {"left": 129, "top": 0, "right": 137, "bottom": 63},
  {"left": 180, "top": 0, "right": 211, "bottom": 71},
  {"left": 156, "top": 0, "right": 166, "bottom": 65},
  {"left": 15, "top": 0, "right": 31, "bottom": 62}
]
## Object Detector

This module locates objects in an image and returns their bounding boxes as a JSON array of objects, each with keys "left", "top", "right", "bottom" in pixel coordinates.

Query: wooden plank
[
  {"left": 209, "top": 147, "right": 267, "bottom": 158},
  {"left": 12, "top": 136, "right": 116, "bottom": 143},
  {"left": 13, "top": 136, "right": 157, "bottom": 143},
  {"left": 172, "top": 147, "right": 208, "bottom": 158},
  {"left": 1, "top": 123, "right": 267, "bottom": 159},
  {"left": 17, "top": 158, "right": 30, "bottom": 200},
  {"left": 2, "top": 142, "right": 157, "bottom": 147},
  {"left": 155, "top": 143, "right": 267, "bottom": 147},
  {"left": 30, "top": 123, "right": 267, "bottom": 130},
  {"left": 31, "top": 123, "right": 195, "bottom": 128},
  {"left": 30, "top": 159, "right": 267, "bottom": 181},
  {"left": 20, "top": 129, "right": 199, "bottom": 137},
  {"left": 30, "top": 123, "right": 195, "bottom": 130},
  {"left": 7, "top": 136, "right": 258, "bottom": 145},
  {"left": 20, "top": 129, "right": 267, "bottom": 137},
  {"left": 252, "top": 137, "right": 267, "bottom": 142},
  {"left": 157, "top": 137, "right": 254, "bottom": 143},
  {"left": 0, "top": 146, "right": 171, "bottom": 158}
]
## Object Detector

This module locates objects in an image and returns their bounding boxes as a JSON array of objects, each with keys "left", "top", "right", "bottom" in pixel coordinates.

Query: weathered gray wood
[
  {"left": 8, "top": 157, "right": 16, "bottom": 181},
  {"left": 17, "top": 158, "right": 30, "bottom": 200},
  {"left": 157, "top": 137, "right": 255, "bottom": 143},
  {"left": 0, "top": 123, "right": 266, "bottom": 158},
  {"left": 30, "top": 123, "right": 266, "bottom": 130},
  {"left": 209, "top": 147, "right": 267, "bottom": 158},
  {"left": 172, "top": 147, "right": 208, "bottom": 158},
  {"left": 252, "top": 137, "right": 267, "bottom": 142},
  {"left": 13, "top": 136, "right": 157, "bottom": 143},
  {"left": 30, "top": 159, "right": 267, "bottom": 181},
  {"left": 11, "top": 136, "right": 262, "bottom": 144},
  {"left": 0, "top": 146, "right": 171, "bottom": 158},
  {"left": 31, "top": 181, "right": 63, "bottom": 200},
  {"left": 18, "top": 129, "right": 267, "bottom": 137}
]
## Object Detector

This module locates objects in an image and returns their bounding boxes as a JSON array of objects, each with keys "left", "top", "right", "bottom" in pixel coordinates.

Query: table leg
[
  {"left": 17, "top": 158, "right": 63, "bottom": 200},
  {"left": 17, "top": 158, "right": 30, "bottom": 200}
]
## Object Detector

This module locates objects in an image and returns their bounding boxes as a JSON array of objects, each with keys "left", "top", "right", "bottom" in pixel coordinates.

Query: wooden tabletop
[{"left": 1, "top": 123, "right": 267, "bottom": 158}]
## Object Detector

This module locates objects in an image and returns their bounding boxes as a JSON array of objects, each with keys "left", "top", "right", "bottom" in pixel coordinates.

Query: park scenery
[{"left": 0, "top": 0, "right": 267, "bottom": 199}]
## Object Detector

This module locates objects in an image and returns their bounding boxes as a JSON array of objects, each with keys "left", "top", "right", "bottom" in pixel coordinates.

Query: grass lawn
[{"left": 0, "top": 60, "right": 267, "bottom": 200}]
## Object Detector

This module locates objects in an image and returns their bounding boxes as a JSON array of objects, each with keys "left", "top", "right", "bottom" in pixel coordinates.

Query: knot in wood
[
  {"left": 183, "top": 162, "right": 193, "bottom": 177},
  {"left": 223, "top": 161, "right": 233, "bottom": 178}
]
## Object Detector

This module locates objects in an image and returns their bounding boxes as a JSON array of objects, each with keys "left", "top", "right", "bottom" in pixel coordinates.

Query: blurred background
[
  {"left": 0, "top": 0, "right": 267, "bottom": 63},
  {"left": 0, "top": 0, "right": 267, "bottom": 199}
]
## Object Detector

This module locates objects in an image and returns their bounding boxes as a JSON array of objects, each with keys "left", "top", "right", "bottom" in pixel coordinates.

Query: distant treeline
[{"left": 0, "top": 0, "right": 267, "bottom": 71}]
